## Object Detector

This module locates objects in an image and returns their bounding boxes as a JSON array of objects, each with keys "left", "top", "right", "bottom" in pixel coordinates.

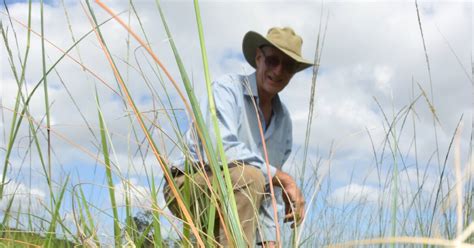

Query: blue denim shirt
[{"left": 174, "top": 72, "right": 292, "bottom": 242}]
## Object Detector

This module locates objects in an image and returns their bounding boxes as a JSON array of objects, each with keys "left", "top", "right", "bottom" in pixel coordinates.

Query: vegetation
[
  {"left": 0, "top": 0, "right": 471, "bottom": 247},
  {"left": 0, "top": 227, "right": 75, "bottom": 247}
]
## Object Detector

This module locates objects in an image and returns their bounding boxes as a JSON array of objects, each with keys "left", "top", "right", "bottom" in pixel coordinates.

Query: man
[{"left": 164, "top": 27, "right": 312, "bottom": 247}]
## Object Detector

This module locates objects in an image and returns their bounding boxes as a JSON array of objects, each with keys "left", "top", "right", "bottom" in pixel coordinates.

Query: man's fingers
[
  {"left": 281, "top": 182, "right": 306, "bottom": 228},
  {"left": 291, "top": 217, "right": 304, "bottom": 229},
  {"left": 283, "top": 213, "right": 294, "bottom": 223},
  {"left": 283, "top": 208, "right": 305, "bottom": 228},
  {"left": 284, "top": 206, "right": 305, "bottom": 228},
  {"left": 295, "top": 211, "right": 304, "bottom": 225}
]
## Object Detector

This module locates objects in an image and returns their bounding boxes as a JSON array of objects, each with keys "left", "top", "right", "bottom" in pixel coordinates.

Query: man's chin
[{"left": 265, "top": 80, "right": 281, "bottom": 89}]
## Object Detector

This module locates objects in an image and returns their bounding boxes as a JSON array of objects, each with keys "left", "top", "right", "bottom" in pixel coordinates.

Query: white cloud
[
  {"left": 0, "top": 176, "right": 46, "bottom": 215},
  {"left": 329, "top": 183, "right": 380, "bottom": 205},
  {"left": 113, "top": 178, "right": 152, "bottom": 209},
  {"left": 374, "top": 65, "right": 393, "bottom": 96},
  {"left": 113, "top": 177, "right": 167, "bottom": 210}
]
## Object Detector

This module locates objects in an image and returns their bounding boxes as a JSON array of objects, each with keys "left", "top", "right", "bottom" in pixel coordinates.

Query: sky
[{"left": 0, "top": 0, "right": 472, "bottom": 244}]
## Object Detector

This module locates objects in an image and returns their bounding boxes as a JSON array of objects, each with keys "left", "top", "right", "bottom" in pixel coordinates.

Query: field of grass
[
  {"left": 0, "top": 227, "right": 75, "bottom": 247},
  {"left": 0, "top": 0, "right": 472, "bottom": 247}
]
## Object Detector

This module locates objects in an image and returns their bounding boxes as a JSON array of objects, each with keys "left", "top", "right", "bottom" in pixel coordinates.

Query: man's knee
[
  {"left": 231, "top": 165, "right": 266, "bottom": 193},
  {"left": 163, "top": 181, "right": 179, "bottom": 217}
]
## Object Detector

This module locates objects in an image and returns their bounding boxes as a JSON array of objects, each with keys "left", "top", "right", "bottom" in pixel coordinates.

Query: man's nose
[{"left": 273, "top": 62, "right": 284, "bottom": 75}]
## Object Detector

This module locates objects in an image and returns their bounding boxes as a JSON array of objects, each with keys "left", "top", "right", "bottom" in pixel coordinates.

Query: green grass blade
[
  {"left": 0, "top": 18, "right": 29, "bottom": 199},
  {"left": 44, "top": 175, "right": 70, "bottom": 247},
  {"left": 124, "top": 181, "right": 135, "bottom": 243},
  {"left": 193, "top": 0, "right": 244, "bottom": 245},
  {"left": 91, "top": 1, "right": 216, "bottom": 246},
  {"left": 96, "top": 91, "right": 121, "bottom": 247},
  {"left": 150, "top": 174, "right": 163, "bottom": 247},
  {"left": 154, "top": 1, "right": 241, "bottom": 245},
  {"left": 77, "top": 184, "right": 100, "bottom": 246},
  {"left": 0, "top": 16, "right": 59, "bottom": 229},
  {"left": 40, "top": 0, "right": 52, "bottom": 191},
  {"left": 0, "top": 14, "right": 119, "bottom": 198},
  {"left": 1, "top": 191, "right": 16, "bottom": 231}
]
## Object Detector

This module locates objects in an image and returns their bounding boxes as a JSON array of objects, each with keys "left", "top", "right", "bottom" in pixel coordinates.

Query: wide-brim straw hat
[{"left": 242, "top": 27, "right": 314, "bottom": 73}]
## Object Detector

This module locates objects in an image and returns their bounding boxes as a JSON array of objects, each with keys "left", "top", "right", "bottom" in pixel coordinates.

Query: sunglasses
[{"left": 260, "top": 48, "right": 298, "bottom": 74}]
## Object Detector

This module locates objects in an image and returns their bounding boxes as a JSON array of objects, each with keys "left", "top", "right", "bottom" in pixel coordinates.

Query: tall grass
[{"left": 0, "top": 1, "right": 472, "bottom": 247}]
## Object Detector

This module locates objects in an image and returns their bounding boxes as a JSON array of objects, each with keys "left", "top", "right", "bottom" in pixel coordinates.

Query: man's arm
[{"left": 272, "top": 170, "right": 305, "bottom": 228}]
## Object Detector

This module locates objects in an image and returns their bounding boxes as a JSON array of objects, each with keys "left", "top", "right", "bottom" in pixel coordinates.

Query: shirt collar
[{"left": 243, "top": 72, "right": 259, "bottom": 97}]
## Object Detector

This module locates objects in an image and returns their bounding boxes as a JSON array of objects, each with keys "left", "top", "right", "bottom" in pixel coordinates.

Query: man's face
[{"left": 255, "top": 46, "right": 297, "bottom": 100}]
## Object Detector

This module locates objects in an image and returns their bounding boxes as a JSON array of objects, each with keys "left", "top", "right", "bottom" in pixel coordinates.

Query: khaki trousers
[{"left": 164, "top": 165, "right": 266, "bottom": 247}]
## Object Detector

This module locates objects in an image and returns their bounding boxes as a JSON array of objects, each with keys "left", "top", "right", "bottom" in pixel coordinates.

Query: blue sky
[{"left": 4, "top": 0, "right": 55, "bottom": 5}]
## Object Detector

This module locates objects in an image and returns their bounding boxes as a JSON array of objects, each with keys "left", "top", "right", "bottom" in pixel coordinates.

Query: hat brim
[{"left": 242, "top": 31, "right": 314, "bottom": 73}]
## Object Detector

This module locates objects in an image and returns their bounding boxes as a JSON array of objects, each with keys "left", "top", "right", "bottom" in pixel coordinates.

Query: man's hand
[
  {"left": 259, "top": 241, "right": 276, "bottom": 248},
  {"left": 272, "top": 170, "right": 305, "bottom": 228}
]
